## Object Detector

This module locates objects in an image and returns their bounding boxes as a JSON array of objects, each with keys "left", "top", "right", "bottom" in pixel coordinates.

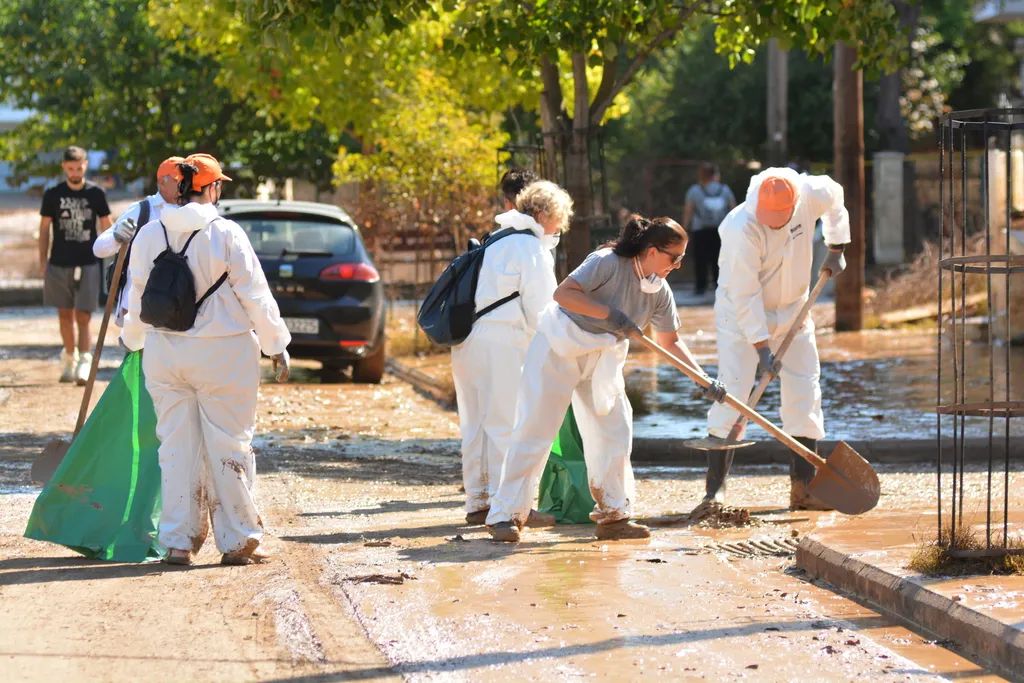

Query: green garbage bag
[
  {"left": 537, "top": 405, "right": 597, "bottom": 524},
  {"left": 24, "top": 351, "right": 164, "bottom": 562}
]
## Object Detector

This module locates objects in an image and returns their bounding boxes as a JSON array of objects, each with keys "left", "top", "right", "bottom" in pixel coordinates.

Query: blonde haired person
[
  {"left": 122, "top": 153, "right": 291, "bottom": 566},
  {"left": 452, "top": 174, "right": 572, "bottom": 526}
]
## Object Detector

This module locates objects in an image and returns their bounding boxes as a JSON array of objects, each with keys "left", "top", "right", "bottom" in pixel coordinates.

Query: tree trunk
[
  {"left": 564, "top": 130, "right": 595, "bottom": 272},
  {"left": 834, "top": 42, "right": 866, "bottom": 332}
]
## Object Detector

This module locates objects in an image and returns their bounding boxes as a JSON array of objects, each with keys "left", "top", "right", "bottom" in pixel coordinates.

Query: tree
[
  {"left": 0, "top": 0, "right": 337, "bottom": 192},
  {"left": 230, "top": 0, "right": 908, "bottom": 269}
]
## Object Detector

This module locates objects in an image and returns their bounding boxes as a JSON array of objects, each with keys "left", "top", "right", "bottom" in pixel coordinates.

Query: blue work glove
[
  {"left": 702, "top": 378, "right": 728, "bottom": 404},
  {"left": 604, "top": 307, "right": 642, "bottom": 340},
  {"left": 756, "top": 346, "right": 782, "bottom": 377},
  {"left": 819, "top": 245, "right": 847, "bottom": 277}
]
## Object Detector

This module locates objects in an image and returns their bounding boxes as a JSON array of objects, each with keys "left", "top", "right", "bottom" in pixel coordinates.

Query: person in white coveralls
[
  {"left": 121, "top": 153, "right": 291, "bottom": 566},
  {"left": 452, "top": 169, "right": 570, "bottom": 528},
  {"left": 701, "top": 167, "right": 850, "bottom": 510}
]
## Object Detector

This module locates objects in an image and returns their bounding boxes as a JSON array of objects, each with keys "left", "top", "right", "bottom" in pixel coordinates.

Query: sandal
[{"left": 163, "top": 549, "right": 192, "bottom": 566}]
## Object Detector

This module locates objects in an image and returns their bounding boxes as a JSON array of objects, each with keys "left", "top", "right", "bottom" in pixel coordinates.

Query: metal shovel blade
[
  {"left": 683, "top": 436, "right": 757, "bottom": 451},
  {"left": 31, "top": 439, "right": 70, "bottom": 486},
  {"left": 805, "top": 441, "right": 881, "bottom": 515}
]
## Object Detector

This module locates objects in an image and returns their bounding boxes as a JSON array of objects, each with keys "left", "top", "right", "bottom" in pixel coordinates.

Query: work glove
[
  {"left": 702, "top": 378, "right": 728, "bottom": 404},
  {"left": 819, "top": 245, "right": 847, "bottom": 277},
  {"left": 113, "top": 217, "right": 138, "bottom": 244},
  {"left": 272, "top": 349, "right": 291, "bottom": 383},
  {"left": 604, "top": 307, "right": 642, "bottom": 340},
  {"left": 756, "top": 346, "right": 782, "bottom": 377}
]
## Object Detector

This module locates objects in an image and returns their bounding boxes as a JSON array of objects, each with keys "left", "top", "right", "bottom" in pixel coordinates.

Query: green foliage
[{"left": 0, "top": 0, "right": 337, "bottom": 190}]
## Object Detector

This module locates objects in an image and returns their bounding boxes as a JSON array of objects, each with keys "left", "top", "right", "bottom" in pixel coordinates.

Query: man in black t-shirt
[{"left": 39, "top": 145, "right": 113, "bottom": 384}]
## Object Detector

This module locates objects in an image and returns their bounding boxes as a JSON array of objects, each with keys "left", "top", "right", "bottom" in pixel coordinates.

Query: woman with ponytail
[
  {"left": 121, "top": 153, "right": 291, "bottom": 566},
  {"left": 486, "top": 214, "right": 727, "bottom": 542}
]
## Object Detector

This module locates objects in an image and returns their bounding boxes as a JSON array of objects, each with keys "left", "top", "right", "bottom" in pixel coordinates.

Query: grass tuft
[{"left": 908, "top": 522, "right": 1024, "bottom": 576}]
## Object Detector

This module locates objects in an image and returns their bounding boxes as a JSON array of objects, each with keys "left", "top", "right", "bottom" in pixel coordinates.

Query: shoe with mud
[
  {"left": 488, "top": 521, "right": 521, "bottom": 543},
  {"left": 163, "top": 549, "right": 192, "bottom": 566},
  {"left": 595, "top": 519, "right": 651, "bottom": 540},
  {"left": 465, "top": 508, "right": 489, "bottom": 525},
  {"left": 525, "top": 509, "right": 556, "bottom": 527},
  {"left": 221, "top": 548, "right": 273, "bottom": 566},
  {"left": 789, "top": 481, "right": 834, "bottom": 511}
]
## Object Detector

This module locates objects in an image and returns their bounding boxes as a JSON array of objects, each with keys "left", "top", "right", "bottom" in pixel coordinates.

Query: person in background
[
  {"left": 682, "top": 163, "right": 736, "bottom": 299},
  {"left": 39, "top": 145, "right": 113, "bottom": 384},
  {"left": 93, "top": 156, "right": 184, "bottom": 327}
]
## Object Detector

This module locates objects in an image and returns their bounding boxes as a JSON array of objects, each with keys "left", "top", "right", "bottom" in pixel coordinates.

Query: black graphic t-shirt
[{"left": 40, "top": 181, "right": 111, "bottom": 266}]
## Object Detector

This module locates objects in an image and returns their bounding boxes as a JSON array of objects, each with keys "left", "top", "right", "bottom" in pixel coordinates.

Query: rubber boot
[
  {"left": 703, "top": 450, "right": 735, "bottom": 503},
  {"left": 790, "top": 437, "right": 833, "bottom": 511},
  {"left": 595, "top": 519, "right": 651, "bottom": 540},
  {"left": 488, "top": 521, "right": 521, "bottom": 543},
  {"left": 525, "top": 509, "right": 556, "bottom": 527}
]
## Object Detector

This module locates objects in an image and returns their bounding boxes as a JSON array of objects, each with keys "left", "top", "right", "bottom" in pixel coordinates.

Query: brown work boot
[
  {"left": 595, "top": 519, "right": 651, "bottom": 540},
  {"left": 220, "top": 538, "right": 272, "bottom": 566},
  {"left": 488, "top": 521, "right": 521, "bottom": 543},
  {"left": 465, "top": 508, "right": 489, "bottom": 525},
  {"left": 525, "top": 509, "right": 556, "bottom": 527},
  {"left": 789, "top": 481, "right": 834, "bottom": 511}
]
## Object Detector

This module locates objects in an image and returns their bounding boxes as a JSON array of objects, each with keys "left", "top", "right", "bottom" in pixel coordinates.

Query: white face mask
[
  {"left": 634, "top": 257, "right": 663, "bottom": 294},
  {"left": 541, "top": 233, "right": 561, "bottom": 251}
]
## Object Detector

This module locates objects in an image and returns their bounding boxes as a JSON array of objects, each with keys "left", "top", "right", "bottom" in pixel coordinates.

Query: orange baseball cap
[
  {"left": 756, "top": 176, "right": 798, "bottom": 228},
  {"left": 156, "top": 156, "right": 185, "bottom": 181},
  {"left": 184, "top": 153, "right": 232, "bottom": 191}
]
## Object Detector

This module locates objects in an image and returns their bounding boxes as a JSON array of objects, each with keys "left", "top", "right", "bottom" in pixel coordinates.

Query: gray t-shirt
[
  {"left": 685, "top": 182, "right": 736, "bottom": 231},
  {"left": 563, "top": 248, "right": 681, "bottom": 336}
]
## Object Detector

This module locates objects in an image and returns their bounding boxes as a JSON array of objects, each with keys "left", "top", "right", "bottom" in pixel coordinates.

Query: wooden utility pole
[
  {"left": 766, "top": 39, "right": 788, "bottom": 167},
  {"left": 833, "top": 42, "right": 865, "bottom": 331}
]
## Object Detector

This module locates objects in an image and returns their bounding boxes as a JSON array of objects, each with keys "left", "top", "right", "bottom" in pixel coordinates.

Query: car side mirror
[{"left": 467, "top": 238, "right": 481, "bottom": 251}]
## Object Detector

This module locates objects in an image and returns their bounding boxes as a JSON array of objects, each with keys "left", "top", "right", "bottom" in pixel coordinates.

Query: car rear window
[{"left": 232, "top": 215, "right": 357, "bottom": 256}]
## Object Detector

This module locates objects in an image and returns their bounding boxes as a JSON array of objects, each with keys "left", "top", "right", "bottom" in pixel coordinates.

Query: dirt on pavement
[{"left": 0, "top": 308, "right": 1008, "bottom": 681}]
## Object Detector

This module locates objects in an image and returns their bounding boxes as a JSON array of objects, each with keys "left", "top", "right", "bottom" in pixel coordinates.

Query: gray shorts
[{"left": 43, "top": 263, "right": 101, "bottom": 312}]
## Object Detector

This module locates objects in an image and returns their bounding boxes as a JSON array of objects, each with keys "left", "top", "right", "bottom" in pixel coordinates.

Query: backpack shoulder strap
[
  {"left": 474, "top": 292, "right": 520, "bottom": 320},
  {"left": 179, "top": 230, "right": 201, "bottom": 255},
  {"left": 137, "top": 198, "right": 151, "bottom": 227},
  {"left": 159, "top": 222, "right": 171, "bottom": 250},
  {"left": 196, "top": 272, "right": 228, "bottom": 310}
]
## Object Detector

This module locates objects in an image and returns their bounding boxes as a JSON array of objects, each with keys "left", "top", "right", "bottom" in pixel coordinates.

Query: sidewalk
[{"left": 797, "top": 507, "right": 1024, "bottom": 681}]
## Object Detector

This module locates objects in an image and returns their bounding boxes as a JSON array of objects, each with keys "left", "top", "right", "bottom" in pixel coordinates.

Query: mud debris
[
  {"left": 345, "top": 572, "right": 417, "bottom": 585},
  {"left": 363, "top": 540, "right": 393, "bottom": 547}
]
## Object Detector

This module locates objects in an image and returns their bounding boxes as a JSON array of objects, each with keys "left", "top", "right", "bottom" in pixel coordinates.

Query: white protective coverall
[
  {"left": 122, "top": 202, "right": 290, "bottom": 554},
  {"left": 450, "top": 211, "right": 558, "bottom": 513},
  {"left": 707, "top": 168, "right": 850, "bottom": 440},
  {"left": 486, "top": 247, "right": 680, "bottom": 528},
  {"left": 93, "top": 193, "right": 172, "bottom": 327}
]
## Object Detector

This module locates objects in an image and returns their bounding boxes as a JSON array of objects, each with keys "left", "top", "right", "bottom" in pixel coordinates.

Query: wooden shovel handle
[
  {"left": 634, "top": 333, "right": 828, "bottom": 470},
  {"left": 72, "top": 243, "right": 128, "bottom": 438},
  {"left": 726, "top": 274, "right": 832, "bottom": 441}
]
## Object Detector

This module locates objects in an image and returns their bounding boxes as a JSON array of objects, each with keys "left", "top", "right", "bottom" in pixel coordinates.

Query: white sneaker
[
  {"left": 75, "top": 352, "right": 93, "bottom": 386},
  {"left": 59, "top": 349, "right": 78, "bottom": 383}
]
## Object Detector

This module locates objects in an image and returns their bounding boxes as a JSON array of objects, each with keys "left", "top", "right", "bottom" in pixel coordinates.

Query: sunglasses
[{"left": 657, "top": 246, "right": 685, "bottom": 265}]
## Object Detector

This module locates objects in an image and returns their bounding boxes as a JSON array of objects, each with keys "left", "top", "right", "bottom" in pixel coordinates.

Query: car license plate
[{"left": 283, "top": 317, "right": 319, "bottom": 335}]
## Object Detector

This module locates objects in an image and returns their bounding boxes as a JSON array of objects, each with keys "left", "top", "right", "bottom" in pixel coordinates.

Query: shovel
[
  {"left": 685, "top": 273, "right": 832, "bottom": 451},
  {"left": 634, "top": 333, "right": 880, "bottom": 515},
  {"left": 32, "top": 243, "right": 128, "bottom": 486}
]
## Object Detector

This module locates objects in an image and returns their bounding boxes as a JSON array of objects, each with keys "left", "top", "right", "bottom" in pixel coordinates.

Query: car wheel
[
  {"left": 352, "top": 341, "right": 386, "bottom": 384},
  {"left": 321, "top": 362, "right": 348, "bottom": 384}
]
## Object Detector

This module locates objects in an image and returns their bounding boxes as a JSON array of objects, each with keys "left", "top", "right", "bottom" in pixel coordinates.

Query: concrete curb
[
  {"left": 0, "top": 281, "right": 43, "bottom": 306},
  {"left": 387, "top": 357, "right": 1022, "bottom": 465},
  {"left": 796, "top": 537, "right": 1024, "bottom": 682}
]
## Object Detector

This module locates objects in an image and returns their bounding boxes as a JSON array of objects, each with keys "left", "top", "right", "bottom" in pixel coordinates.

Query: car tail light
[
  {"left": 319, "top": 263, "right": 380, "bottom": 282},
  {"left": 338, "top": 340, "right": 369, "bottom": 347}
]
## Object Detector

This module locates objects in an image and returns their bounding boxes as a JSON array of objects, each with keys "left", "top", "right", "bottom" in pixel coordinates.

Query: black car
[{"left": 218, "top": 199, "right": 386, "bottom": 383}]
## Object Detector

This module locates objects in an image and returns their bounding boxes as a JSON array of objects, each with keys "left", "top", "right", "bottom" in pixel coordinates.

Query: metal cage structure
[{"left": 938, "top": 108, "right": 1024, "bottom": 558}]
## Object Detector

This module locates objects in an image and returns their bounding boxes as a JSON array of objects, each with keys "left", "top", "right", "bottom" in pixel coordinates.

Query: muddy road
[{"left": 0, "top": 308, "right": 1005, "bottom": 681}]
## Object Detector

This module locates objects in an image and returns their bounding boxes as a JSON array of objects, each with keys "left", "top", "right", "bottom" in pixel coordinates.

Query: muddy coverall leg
[
  {"left": 451, "top": 324, "right": 530, "bottom": 514},
  {"left": 485, "top": 334, "right": 580, "bottom": 528},
  {"left": 145, "top": 332, "right": 264, "bottom": 554}
]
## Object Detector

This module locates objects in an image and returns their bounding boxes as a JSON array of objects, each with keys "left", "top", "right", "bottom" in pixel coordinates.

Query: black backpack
[
  {"left": 140, "top": 222, "right": 228, "bottom": 332},
  {"left": 105, "top": 198, "right": 150, "bottom": 297},
  {"left": 417, "top": 227, "right": 534, "bottom": 346}
]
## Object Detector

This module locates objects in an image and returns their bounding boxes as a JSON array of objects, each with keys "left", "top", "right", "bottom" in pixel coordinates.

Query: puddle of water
[{"left": 629, "top": 332, "right": 1024, "bottom": 441}]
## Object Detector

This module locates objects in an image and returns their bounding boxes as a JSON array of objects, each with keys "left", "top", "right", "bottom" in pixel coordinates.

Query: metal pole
[
  {"left": 984, "top": 116, "right": 994, "bottom": 551},
  {"left": 937, "top": 117, "right": 945, "bottom": 546}
]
